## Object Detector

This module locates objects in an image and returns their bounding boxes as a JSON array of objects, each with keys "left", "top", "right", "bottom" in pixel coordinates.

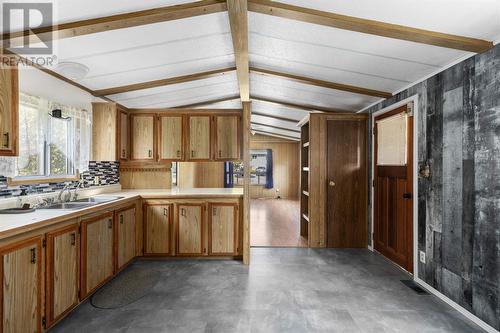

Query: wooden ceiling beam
[
  {"left": 94, "top": 67, "right": 236, "bottom": 96},
  {"left": 251, "top": 67, "right": 391, "bottom": 98},
  {"left": 248, "top": 0, "right": 493, "bottom": 53},
  {"left": 251, "top": 111, "right": 300, "bottom": 123},
  {"left": 251, "top": 95, "right": 348, "bottom": 113},
  {"left": 227, "top": 0, "right": 250, "bottom": 102},
  {"left": 251, "top": 121, "right": 300, "bottom": 133},
  {"left": 251, "top": 129, "right": 300, "bottom": 141},
  {"left": 2, "top": 0, "right": 227, "bottom": 48}
]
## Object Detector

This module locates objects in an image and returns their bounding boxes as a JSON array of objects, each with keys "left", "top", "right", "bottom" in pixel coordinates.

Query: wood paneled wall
[
  {"left": 249, "top": 134, "right": 300, "bottom": 199},
  {"left": 177, "top": 162, "right": 224, "bottom": 188},
  {"left": 120, "top": 168, "right": 172, "bottom": 189}
]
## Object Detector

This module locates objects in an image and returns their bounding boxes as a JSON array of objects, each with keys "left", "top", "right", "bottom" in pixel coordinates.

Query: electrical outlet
[{"left": 419, "top": 251, "right": 426, "bottom": 264}]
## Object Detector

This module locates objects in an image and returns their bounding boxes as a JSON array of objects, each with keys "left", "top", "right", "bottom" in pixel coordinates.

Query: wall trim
[{"left": 414, "top": 277, "right": 500, "bottom": 333}]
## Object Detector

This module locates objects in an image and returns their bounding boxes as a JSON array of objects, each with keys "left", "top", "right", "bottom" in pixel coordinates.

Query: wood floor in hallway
[{"left": 250, "top": 198, "right": 307, "bottom": 247}]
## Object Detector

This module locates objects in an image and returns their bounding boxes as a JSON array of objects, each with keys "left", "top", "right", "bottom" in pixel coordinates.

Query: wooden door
[
  {"left": 177, "top": 203, "right": 204, "bottom": 255},
  {"left": 115, "top": 206, "right": 136, "bottom": 270},
  {"left": 46, "top": 225, "right": 79, "bottom": 328},
  {"left": 374, "top": 106, "right": 413, "bottom": 272},
  {"left": 144, "top": 204, "right": 172, "bottom": 255},
  {"left": 119, "top": 110, "right": 129, "bottom": 160},
  {"left": 131, "top": 114, "right": 155, "bottom": 160},
  {"left": 214, "top": 115, "right": 240, "bottom": 160},
  {"left": 0, "top": 64, "right": 18, "bottom": 156},
  {"left": 187, "top": 116, "right": 211, "bottom": 160},
  {"left": 159, "top": 115, "right": 183, "bottom": 161},
  {"left": 0, "top": 236, "right": 42, "bottom": 333},
  {"left": 208, "top": 203, "right": 238, "bottom": 255},
  {"left": 326, "top": 119, "right": 367, "bottom": 248},
  {"left": 80, "top": 213, "right": 114, "bottom": 298}
]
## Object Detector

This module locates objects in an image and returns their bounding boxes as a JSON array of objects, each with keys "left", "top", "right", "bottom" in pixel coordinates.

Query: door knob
[{"left": 329, "top": 180, "right": 336, "bottom": 187}]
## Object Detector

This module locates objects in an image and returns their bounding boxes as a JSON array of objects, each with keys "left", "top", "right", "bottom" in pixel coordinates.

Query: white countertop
[{"left": 0, "top": 188, "right": 243, "bottom": 240}]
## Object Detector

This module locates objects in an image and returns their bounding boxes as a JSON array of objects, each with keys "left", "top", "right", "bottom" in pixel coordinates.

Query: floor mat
[
  {"left": 401, "top": 279, "right": 430, "bottom": 295},
  {"left": 91, "top": 265, "right": 161, "bottom": 309}
]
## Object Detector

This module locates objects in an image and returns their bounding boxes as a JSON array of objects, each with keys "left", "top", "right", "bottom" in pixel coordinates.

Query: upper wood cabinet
[
  {"left": 143, "top": 203, "right": 172, "bottom": 256},
  {"left": 187, "top": 115, "right": 211, "bottom": 161},
  {"left": 0, "top": 236, "right": 43, "bottom": 333},
  {"left": 80, "top": 213, "right": 114, "bottom": 298},
  {"left": 115, "top": 206, "right": 136, "bottom": 271},
  {"left": 119, "top": 110, "right": 129, "bottom": 160},
  {"left": 0, "top": 64, "right": 19, "bottom": 156},
  {"left": 45, "top": 224, "right": 79, "bottom": 328},
  {"left": 130, "top": 114, "right": 156, "bottom": 160},
  {"left": 92, "top": 102, "right": 118, "bottom": 161},
  {"left": 177, "top": 203, "right": 205, "bottom": 256},
  {"left": 214, "top": 115, "right": 240, "bottom": 160},
  {"left": 208, "top": 203, "right": 238, "bottom": 255},
  {"left": 159, "top": 115, "right": 183, "bottom": 161}
]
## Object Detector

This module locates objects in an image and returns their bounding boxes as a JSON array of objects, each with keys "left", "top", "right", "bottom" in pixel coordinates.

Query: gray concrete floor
[{"left": 51, "top": 248, "right": 484, "bottom": 332}]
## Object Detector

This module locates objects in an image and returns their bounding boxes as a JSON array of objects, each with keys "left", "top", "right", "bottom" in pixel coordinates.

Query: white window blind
[{"left": 376, "top": 112, "right": 407, "bottom": 166}]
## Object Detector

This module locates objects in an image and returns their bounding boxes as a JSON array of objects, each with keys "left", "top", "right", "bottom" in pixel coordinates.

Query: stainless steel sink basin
[
  {"left": 41, "top": 202, "right": 96, "bottom": 210},
  {"left": 74, "top": 196, "right": 123, "bottom": 203}
]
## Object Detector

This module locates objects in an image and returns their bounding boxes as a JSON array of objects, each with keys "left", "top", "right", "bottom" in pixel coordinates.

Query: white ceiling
[{"left": 8, "top": 0, "right": 500, "bottom": 140}]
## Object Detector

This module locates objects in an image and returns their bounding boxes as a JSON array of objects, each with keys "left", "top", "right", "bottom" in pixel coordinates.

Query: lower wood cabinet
[
  {"left": 208, "top": 203, "right": 238, "bottom": 255},
  {"left": 115, "top": 206, "right": 136, "bottom": 270},
  {"left": 80, "top": 212, "right": 114, "bottom": 298},
  {"left": 177, "top": 203, "right": 205, "bottom": 256},
  {"left": 45, "top": 224, "right": 79, "bottom": 328},
  {"left": 144, "top": 203, "right": 172, "bottom": 255},
  {"left": 0, "top": 236, "right": 43, "bottom": 333}
]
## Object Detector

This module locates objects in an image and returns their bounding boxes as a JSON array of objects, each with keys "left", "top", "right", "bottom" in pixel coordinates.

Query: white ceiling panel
[
  {"left": 251, "top": 114, "right": 301, "bottom": 130},
  {"left": 251, "top": 100, "right": 310, "bottom": 121},
  {"left": 197, "top": 99, "right": 242, "bottom": 109},
  {"left": 251, "top": 125, "right": 300, "bottom": 139}
]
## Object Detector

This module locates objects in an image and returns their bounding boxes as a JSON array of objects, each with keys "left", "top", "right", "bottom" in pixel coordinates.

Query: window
[
  {"left": 15, "top": 93, "right": 91, "bottom": 179},
  {"left": 376, "top": 112, "right": 408, "bottom": 166},
  {"left": 231, "top": 149, "right": 272, "bottom": 186}
]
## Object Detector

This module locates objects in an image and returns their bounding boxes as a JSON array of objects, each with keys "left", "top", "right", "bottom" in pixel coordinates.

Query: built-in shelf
[
  {"left": 302, "top": 214, "right": 309, "bottom": 222},
  {"left": 302, "top": 167, "right": 309, "bottom": 172},
  {"left": 303, "top": 142, "right": 309, "bottom": 148},
  {"left": 302, "top": 190, "right": 309, "bottom": 196},
  {"left": 300, "top": 122, "right": 309, "bottom": 240}
]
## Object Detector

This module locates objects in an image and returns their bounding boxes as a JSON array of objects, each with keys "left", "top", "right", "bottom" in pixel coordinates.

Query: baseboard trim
[{"left": 414, "top": 277, "right": 499, "bottom": 333}]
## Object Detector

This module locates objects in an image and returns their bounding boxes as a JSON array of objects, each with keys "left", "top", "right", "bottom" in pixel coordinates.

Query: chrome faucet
[
  {"left": 57, "top": 183, "right": 73, "bottom": 202},
  {"left": 71, "top": 179, "right": 85, "bottom": 201}
]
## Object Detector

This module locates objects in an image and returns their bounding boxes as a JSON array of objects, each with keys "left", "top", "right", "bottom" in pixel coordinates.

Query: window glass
[
  {"left": 49, "top": 117, "right": 73, "bottom": 175},
  {"left": 232, "top": 150, "right": 269, "bottom": 186},
  {"left": 17, "top": 102, "right": 44, "bottom": 176}
]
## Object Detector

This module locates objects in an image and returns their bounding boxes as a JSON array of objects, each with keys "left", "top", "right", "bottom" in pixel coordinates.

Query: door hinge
[
  {"left": 42, "top": 317, "right": 46, "bottom": 329},
  {"left": 42, "top": 239, "right": 46, "bottom": 248}
]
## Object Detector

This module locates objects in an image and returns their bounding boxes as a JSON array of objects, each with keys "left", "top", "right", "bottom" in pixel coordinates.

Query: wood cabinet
[
  {"left": 0, "top": 236, "right": 42, "bottom": 333},
  {"left": 208, "top": 203, "right": 238, "bottom": 255},
  {"left": 45, "top": 224, "right": 79, "bottom": 328},
  {"left": 143, "top": 203, "right": 172, "bottom": 255},
  {"left": 131, "top": 114, "right": 156, "bottom": 160},
  {"left": 187, "top": 115, "right": 211, "bottom": 160},
  {"left": 214, "top": 115, "right": 240, "bottom": 160},
  {"left": 92, "top": 102, "right": 118, "bottom": 161},
  {"left": 0, "top": 64, "right": 18, "bottom": 156},
  {"left": 177, "top": 203, "right": 205, "bottom": 255},
  {"left": 159, "top": 115, "right": 183, "bottom": 161},
  {"left": 80, "top": 212, "right": 114, "bottom": 298},
  {"left": 119, "top": 110, "right": 129, "bottom": 160},
  {"left": 115, "top": 206, "right": 136, "bottom": 270}
]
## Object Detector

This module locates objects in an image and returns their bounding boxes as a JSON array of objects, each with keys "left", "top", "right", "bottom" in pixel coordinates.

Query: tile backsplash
[{"left": 0, "top": 161, "right": 119, "bottom": 198}]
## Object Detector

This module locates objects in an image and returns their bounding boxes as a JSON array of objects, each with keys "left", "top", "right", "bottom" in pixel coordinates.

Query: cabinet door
[
  {"left": 159, "top": 115, "right": 183, "bottom": 161},
  {"left": 187, "top": 116, "right": 211, "bottom": 160},
  {"left": 131, "top": 114, "right": 155, "bottom": 160},
  {"left": 144, "top": 204, "right": 172, "bottom": 255},
  {"left": 92, "top": 102, "right": 117, "bottom": 161},
  {"left": 119, "top": 111, "right": 129, "bottom": 160},
  {"left": 0, "top": 236, "right": 42, "bottom": 333},
  {"left": 209, "top": 203, "right": 238, "bottom": 255},
  {"left": 215, "top": 115, "right": 240, "bottom": 160},
  {"left": 0, "top": 64, "right": 18, "bottom": 156},
  {"left": 81, "top": 213, "right": 114, "bottom": 298},
  {"left": 116, "top": 207, "right": 136, "bottom": 270},
  {"left": 177, "top": 204, "right": 204, "bottom": 255},
  {"left": 46, "top": 225, "right": 79, "bottom": 328}
]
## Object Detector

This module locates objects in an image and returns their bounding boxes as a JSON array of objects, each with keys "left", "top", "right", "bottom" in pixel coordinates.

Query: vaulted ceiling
[{"left": 3, "top": 0, "right": 500, "bottom": 140}]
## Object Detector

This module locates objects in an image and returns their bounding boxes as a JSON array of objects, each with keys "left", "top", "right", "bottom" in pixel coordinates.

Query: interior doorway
[{"left": 373, "top": 105, "right": 414, "bottom": 273}]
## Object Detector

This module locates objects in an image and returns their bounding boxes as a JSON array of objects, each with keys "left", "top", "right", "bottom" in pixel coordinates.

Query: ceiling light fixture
[{"left": 55, "top": 61, "right": 90, "bottom": 80}]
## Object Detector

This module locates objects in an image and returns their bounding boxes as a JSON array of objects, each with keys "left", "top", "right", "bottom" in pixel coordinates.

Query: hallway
[
  {"left": 250, "top": 199, "right": 307, "bottom": 247},
  {"left": 50, "top": 248, "right": 483, "bottom": 332}
]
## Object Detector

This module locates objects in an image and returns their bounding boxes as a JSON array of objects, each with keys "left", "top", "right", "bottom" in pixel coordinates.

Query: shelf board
[
  {"left": 302, "top": 190, "right": 309, "bottom": 196},
  {"left": 302, "top": 167, "right": 309, "bottom": 172},
  {"left": 302, "top": 142, "right": 309, "bottom": 148},
  {"left": 302, "top": 213, "right": 309, "bottom": 222}
]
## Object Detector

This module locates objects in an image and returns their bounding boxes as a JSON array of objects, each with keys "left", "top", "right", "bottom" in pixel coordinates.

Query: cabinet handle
[
  {"left": 30, "top": 248, "right": 36, "bottom": 264},
  {"left": 191, "top": 150, "right": 194, "bottom": 158},
  {"left": 120, "top": 214, "right": 124, "bottom": 224},
  {"left": 3, "top": 133, "right": 9, "bottom": 148},
  {"left": 71, "top": 233, "right": 76, "bottom": 246},
  {"left": 218, "top": 150, "right": 221, "bottom": 158},
  {"left": 148, "top": 150, "right": 152, "bottom": 158},
  {"left": 108, "top": 219, "right": 113, "bottom": 229},
  {"left": 176, "top": 150, "right": 181, "bottom": 158},
  {"left": 181, "top": 208, "right": 186, "bottom": 217},
  {"left": 122, "top": 149, "right": 126, "bottom": 158},
  {"left": 163, "top": 208, "right": 168, "bottom": 216}
]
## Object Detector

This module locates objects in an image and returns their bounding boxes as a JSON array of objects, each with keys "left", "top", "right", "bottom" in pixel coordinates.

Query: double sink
[{"left": 40, "top": 196, "right": 124, "bottom": 210}]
